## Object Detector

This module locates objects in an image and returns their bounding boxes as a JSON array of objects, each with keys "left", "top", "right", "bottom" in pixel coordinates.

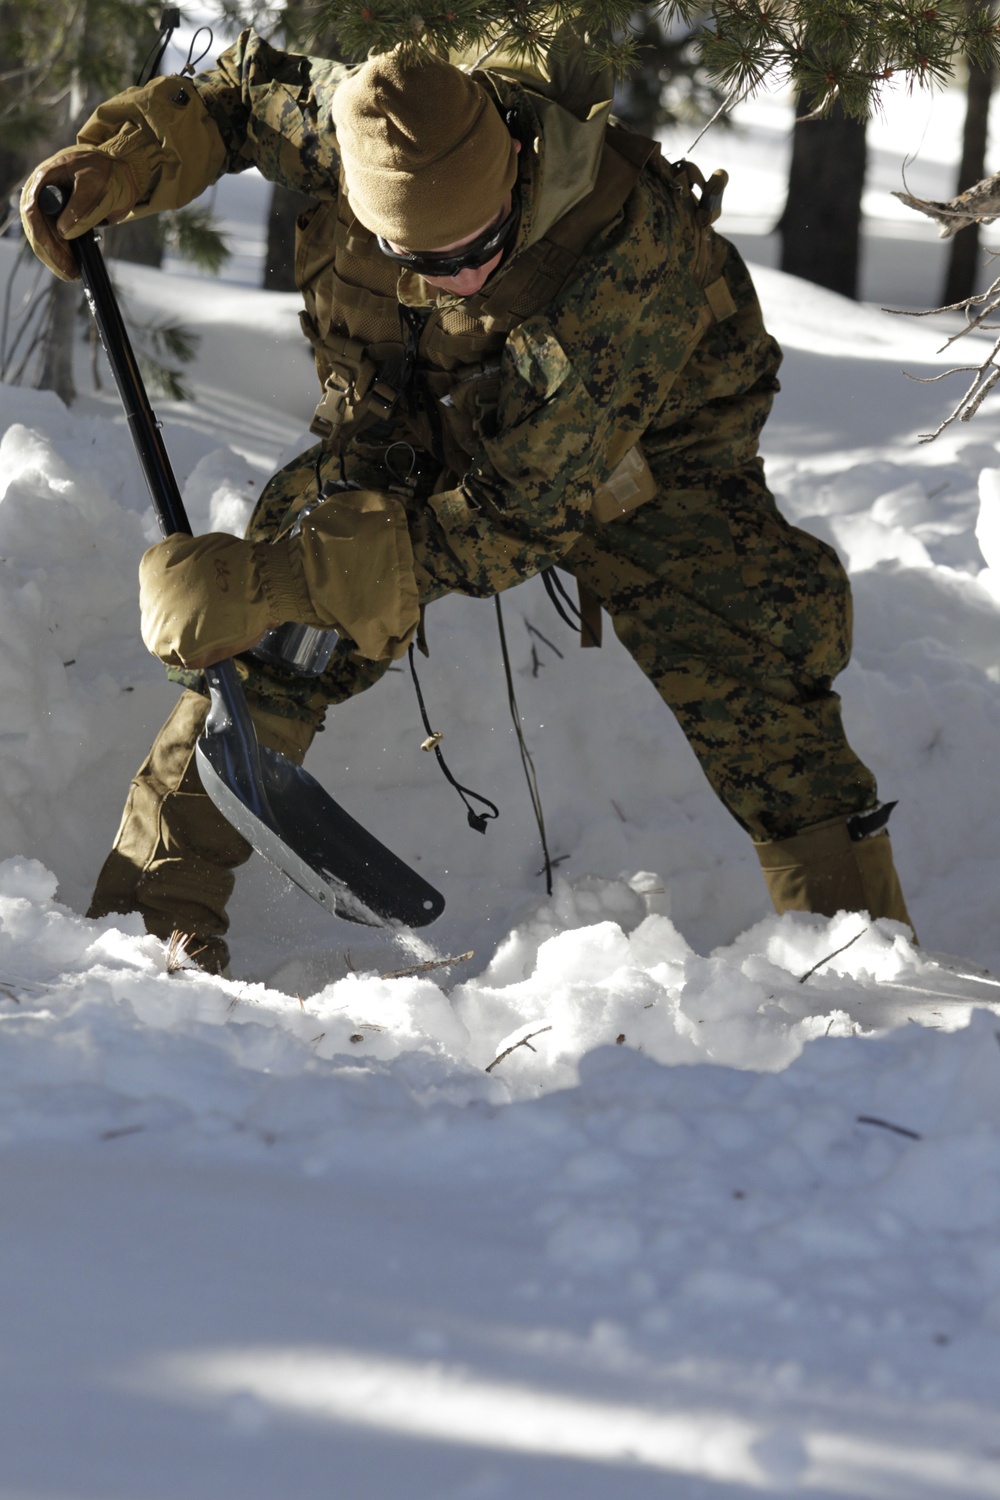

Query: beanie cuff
[{"left": 333, "top": 51, "right": 519, "bottom": 247}]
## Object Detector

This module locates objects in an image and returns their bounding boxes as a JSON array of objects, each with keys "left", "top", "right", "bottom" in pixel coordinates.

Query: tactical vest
[{"left": 294, "top": 86, "right": 731, "bottom": 518}]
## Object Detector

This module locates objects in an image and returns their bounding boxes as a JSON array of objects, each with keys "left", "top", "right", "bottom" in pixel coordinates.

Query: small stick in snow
[
  {"left": 856, "top": 1114, "right": 922, "bottom": 1141},
  {"left": 797, "top": 925, "right": 868, "bottom": 983},
  {"left": 485, "top": 1025, "right": 552, "bottom": 1073},
  {"left": 165, "top": 929, "right": 207, "bottom": 974},
  {"left": 524, "top": 619, "right": 564, "bottom": 659},
  {"left": 380, "top": 950, "right": 474, "bottom": 980}
]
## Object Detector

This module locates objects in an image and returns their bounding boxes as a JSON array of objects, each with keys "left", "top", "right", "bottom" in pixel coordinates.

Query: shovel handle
[
  {"left": 38, "top": 185, "right": 274, "bottom": 826},
  {"left": 38, "top": 184, "right": 190, "bottom": 538}
]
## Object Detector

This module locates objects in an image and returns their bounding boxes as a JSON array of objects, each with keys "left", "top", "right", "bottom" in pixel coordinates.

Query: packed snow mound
[
  {"left": 4, "top": 847, "right": 1000, "bottom": 1500},
  {"left": 0, "top": 850, "right": 994, "bottom": 1141}
]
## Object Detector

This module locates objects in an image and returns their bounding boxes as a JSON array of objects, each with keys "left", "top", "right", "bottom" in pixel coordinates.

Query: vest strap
[{"left": 480, "top": 124, "right": 659, "bottom": 323}]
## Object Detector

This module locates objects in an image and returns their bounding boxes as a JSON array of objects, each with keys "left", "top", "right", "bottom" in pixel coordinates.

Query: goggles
[{"left": 376, "top": 193, "right": 520, "bottom": 279}]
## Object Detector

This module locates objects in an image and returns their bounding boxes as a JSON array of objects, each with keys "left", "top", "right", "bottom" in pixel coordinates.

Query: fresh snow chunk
[{"left": 0, "top": 857, "right": 58, "bottom": 902}]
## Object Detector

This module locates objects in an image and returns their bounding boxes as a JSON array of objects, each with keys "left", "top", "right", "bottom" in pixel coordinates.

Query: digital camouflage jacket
[{"left": 74, "top": 29, "right": 783, "bottom": 602}]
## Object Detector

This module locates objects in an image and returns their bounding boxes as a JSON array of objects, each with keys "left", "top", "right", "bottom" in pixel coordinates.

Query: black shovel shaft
[
  {"left": 39, "top": 186, "right": 273, "bottom": 828},
  {"left": 39, "top": 186, "right": 188, "bottom": 538}
]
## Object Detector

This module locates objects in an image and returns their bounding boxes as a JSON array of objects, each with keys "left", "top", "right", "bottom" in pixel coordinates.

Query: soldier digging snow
[{"left": 20, "top": 28, "right": 914, "bottom": 972}]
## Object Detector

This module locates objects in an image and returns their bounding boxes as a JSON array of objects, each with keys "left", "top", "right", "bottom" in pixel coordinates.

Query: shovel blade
[{"left": 196, "top": 733, "right": 445, "bottom": 930}]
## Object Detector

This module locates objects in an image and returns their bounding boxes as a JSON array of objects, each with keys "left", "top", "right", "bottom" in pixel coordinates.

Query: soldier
[{"left": 20, "top": 30, "right": 913, "bottom": 972}]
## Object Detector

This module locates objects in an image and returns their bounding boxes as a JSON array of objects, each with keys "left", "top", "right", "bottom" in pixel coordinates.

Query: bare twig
[
  {"left": 485, "top": 1024, "right": 552, "bottom": 1073},
  {"left": 857, "top": 1114, "right": 922, "bottom": 1141},
  {"left": 884, "top": 270, "right": 1000, "bottom": 440},
  {"left": 226, "top": 988, "right": 256, "bottom": 1015},
  {"left": 685, "top": 65, "right": 775, "bottom": 154},
  {"left": 468, "top": 24, "right": 516, "bottom": 70},
  {"left": 797, "top": 924, "right": 868, "bottom": 984},
  {"left": 100, "top": 1124, "right": 145, "bottom": 1141},
  {"left": 524, "top": 619, "right": 564, "bottom": 659},
  {"left": 380, "top": 950, "right": 474, "bottom": 980},
  {"left": 0, "top": 974, "right": 52, "bottom": 1000}
]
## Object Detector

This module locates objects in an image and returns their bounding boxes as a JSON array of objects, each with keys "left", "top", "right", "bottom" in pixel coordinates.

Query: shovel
[{"left": 40, "top": 186, "right": 444, "bottom": 929}]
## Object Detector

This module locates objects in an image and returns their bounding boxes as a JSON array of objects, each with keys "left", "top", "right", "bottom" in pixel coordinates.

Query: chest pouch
[
  {"left": 309, "top": 334, "right": 398, "bottom": 444},
  {"left": 436, "top": 361, "right": 504, "bottom": 455}
]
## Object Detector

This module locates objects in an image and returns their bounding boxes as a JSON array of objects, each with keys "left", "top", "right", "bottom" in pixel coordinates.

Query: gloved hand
[
  {"left": 139, "top": 533, "right": 285, "bottom": 670},
  {"left": 20, "top": 146, "right": 140, "bottom": 281},
  {"left": 140, "top": 491, "right": 420, "bottom": 670}
]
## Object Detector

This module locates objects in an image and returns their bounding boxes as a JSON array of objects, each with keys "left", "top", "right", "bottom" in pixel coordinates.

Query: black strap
[
  {"left": 847, "top": 801, "right": 897, "bottom": 842},
  {"left": 541, "top": 568, "right": 601, "bottom": 648},
  {"left": 407, "top": 646, "right": 499, "bottom": 835},
  {"left": 494, "top": 596, "right": 554, "bottom": 895},
  {"left": 136, "top": 8, "right": 181, "bottom": 86}
]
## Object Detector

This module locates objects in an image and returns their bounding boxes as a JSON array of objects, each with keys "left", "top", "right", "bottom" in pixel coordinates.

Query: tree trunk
[
  {"left": 942, "top": 51, "right": 995, "bottom": 305},
  {"left": 1, "top": 147, "right": 27, "bottom": 228},
  {"left": 263, "top": 182, "right": 314, "bottom": 291},
  {"left": 778, "top": 95, "right": 868, "bottom": 299},
  {"left": 38, "top": 278, "right": 78, "bottom": 404}
]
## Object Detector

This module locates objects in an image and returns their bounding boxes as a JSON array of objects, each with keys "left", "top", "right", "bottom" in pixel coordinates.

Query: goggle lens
[{"left": 377, "top": 194, "right": 519, "bottom": 279}]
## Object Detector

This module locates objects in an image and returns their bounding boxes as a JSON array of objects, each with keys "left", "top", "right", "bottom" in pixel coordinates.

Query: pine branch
[
  {"left": 164, "top": 207, "right": 232, "bottom": 275},
  {"left": 132, "top": 318, "right": 201, "bottom": 402}
]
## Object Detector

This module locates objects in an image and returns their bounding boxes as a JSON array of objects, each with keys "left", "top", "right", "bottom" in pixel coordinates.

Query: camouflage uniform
[
  {"left": 74, "top": 31, "right": 902, "bottom": 960},
  {"left": 162, "top": 31, "right": 876, "bottom": 845}
]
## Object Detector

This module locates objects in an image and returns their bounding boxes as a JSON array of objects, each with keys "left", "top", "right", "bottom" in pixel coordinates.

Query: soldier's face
[
  {"left": 384, "top": 140, "right": 522, "bottom": 298},
  {"left": 386, "top": 193, "right": 512, "bottom": 297}
]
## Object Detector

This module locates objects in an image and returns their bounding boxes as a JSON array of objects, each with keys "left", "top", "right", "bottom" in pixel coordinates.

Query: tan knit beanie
[{"left": 331, "top": 50, "right": 519, "bottom": 248}]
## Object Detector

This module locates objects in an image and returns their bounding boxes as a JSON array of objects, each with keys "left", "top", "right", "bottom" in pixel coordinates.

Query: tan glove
[
  {"left": 139, "top": 491, "right": 420, "bottom": 670},
  {"left": 20, "top": 146, "right": 141, "bottom": 281},
  {"left": 21, "top": 77, "right": 229, "bottom": 281},
  {"left": 139, "top": 533, "right": 283, "bottom": 670}
]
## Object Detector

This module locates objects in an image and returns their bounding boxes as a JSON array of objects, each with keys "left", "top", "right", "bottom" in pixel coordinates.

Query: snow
[{"left": 4, "top": 88, "right": 1000, "bottom": 1497}]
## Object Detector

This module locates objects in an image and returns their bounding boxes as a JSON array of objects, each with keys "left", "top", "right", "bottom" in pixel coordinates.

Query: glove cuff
[{"left": 252, "top": 536, "right": 318, "bottom": 627}]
